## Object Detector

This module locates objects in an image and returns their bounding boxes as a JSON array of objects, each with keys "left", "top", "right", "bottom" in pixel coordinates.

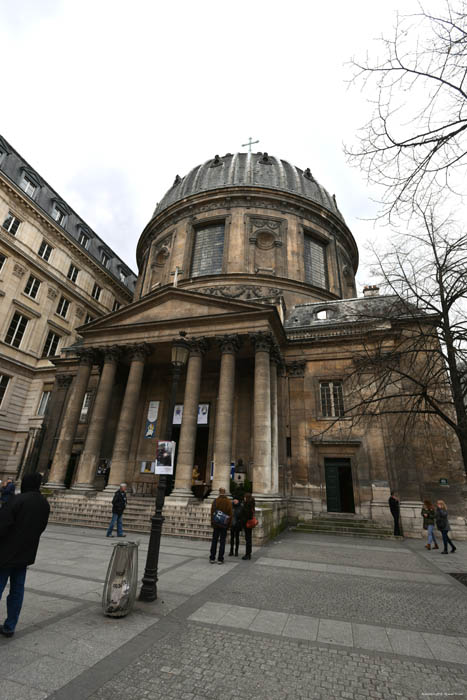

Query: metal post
[{"left": 139, "top": 363, "right": 183, "bottom": 602}]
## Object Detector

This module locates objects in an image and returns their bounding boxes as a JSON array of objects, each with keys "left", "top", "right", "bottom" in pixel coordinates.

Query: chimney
[{"left": 363, "top": 285, "right": 380, "bottom": 298}]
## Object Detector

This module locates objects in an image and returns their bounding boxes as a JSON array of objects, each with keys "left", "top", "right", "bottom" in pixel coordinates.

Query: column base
[
  {"left": 71, "top": 483, "right": 98, "bottom": 494},
  {"left": 165, "top": 488, "right": 196, "bottom": 506},
  {"left": 44, "top": 481, "right": 67, "bottom": 490},
  {"left": 253, "top": 492, "right": 282, "bottom": 502}
]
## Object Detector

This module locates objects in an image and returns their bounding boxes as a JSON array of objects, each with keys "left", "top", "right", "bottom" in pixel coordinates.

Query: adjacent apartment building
[{"left": 0, "top": 134, "right": 136, "bottom": 481}]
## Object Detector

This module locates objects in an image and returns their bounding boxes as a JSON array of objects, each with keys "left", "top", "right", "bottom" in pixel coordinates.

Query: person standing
[
  {"left": 436, "top": 500, "right": 456, "bottom": 554},
  {"left": 228, "top": 497, "right": 243, "bottom": 557},
  {"left": 388, "top": 491, "right": 401, "bottom": 536},
  {"left": 421, "top": 500, "right": 439, "bottom": 550},
  {"left": 0, "top": 478, "right": 15, "bottom": 508},
  {"left": 240, "top": 492, "right": 256, "bottom": 560},
  {"left": 0, "top": 472, "right": 50, "bottom": 637},
  {"left": 106, "top": 483, "right": 127, "bottom": 538},
  {"left": 209, "top": 487, "right": 232, "bottom": 564}
]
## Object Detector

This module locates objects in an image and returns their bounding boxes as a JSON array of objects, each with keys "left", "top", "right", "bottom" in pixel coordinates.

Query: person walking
[
  {"left": 0, "top": 478, "right": 15, "bottom": 508},
  {"left": 0, "top": 472, "right": 50, "bottom": 637},
  {"left": 209, "top": 487, "right": 232, "bottom": 564},
  {"left": 241, "top": 492, "right": 256, "bottom": 560},
  {"left": 228, "top": 496, "right": 243, "bottom": 557},
  {"left": 388, "top": 491, "right": 401, "bottom": 536},
  {"left": 421, "top": 500, "right": 439, "bottom": 550},
  {"left": 106, "top": 483, "right": 127, "bottom": 538},
  {"left": 436, "top": 500, "right": 456, "bottom": 554}
]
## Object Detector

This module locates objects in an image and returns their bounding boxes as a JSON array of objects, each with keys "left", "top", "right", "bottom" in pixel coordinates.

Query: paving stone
[
  {"left": 248, "top": 610, "right": 288, "bottom": 635},
  {"left": 422, "top": 632, "right": 467, "bottom": 664},
  {"left": 282, "top": 613, "right": 319, "bottom": 641},
  {"left": 352, "top": 624, "right": 392, "bottom": 653},
  {"left": 0, "top": 679, "right": 48, "bottom": 700},
  {"left": 188, "top": 602, "right": 233, "bottom": 624},
  {"left": 218, "top": 605, "right": 260, "bottom": 629},
  {"left": 317, "top": 618, "right": 353, "bottom": 646},
  {"left": 386, "top": 628, "right": 434, "bottom": 659}
]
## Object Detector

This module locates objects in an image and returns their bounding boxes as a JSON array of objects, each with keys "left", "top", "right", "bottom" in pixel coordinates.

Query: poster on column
[
  {"left": 155, "top": 440, "right": 176, "bottom": 474},
  {"left": 144, "top": 401, "right": 160, "bottom": 438}
]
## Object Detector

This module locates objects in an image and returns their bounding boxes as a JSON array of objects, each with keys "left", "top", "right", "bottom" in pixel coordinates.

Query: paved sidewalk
[{"left": 0, "top": 524, "right": 466, "bottom": 699}]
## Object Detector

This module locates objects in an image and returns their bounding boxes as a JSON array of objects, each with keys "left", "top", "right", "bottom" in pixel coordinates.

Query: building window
[
  {"left": 42, "top": 330, "right": 60, "bottom": 357},
  {"left": 2, "top": 212, "right": 21, "bottom": 235},
  {"left": 38, "top": 239, "right": 53, "bottom": 261},
  {"left": 0, "top": 374, "right": 10, "bottom": 407},
  {"left": 119, "top": 270, "right": 126, "bottom": 283},
  {"left": 190, "top": 223, "right": 225, "bottom": 278},
  {"left": 67, "top": 264, "right": 79, "bottom": 283},
  {"left": 101, "top": 251, "right": 110, "bottom": 268},
  {"left": 320, "top": 381, "right": 345, "bottom": 418},
  {"left": 80, "top": 391, "right": 93, "bottom": 422},
  {"left": 112, "top": 300, "right": 121, "bottom": 312},
  {"left": 304, "top": 234, "right": 328, "bottom": 289},
  {"left": 0, "top": 253, "right": 7, "bottom": 273},
  {"left": 78, "top": 231, "right": 90, "bottom": 249},
  {"left": 92, "top": 283, "right": 101, "bottom": 301},
  {"left": 20, "top": 175, "right": 36, "bottom": 197},
  {"left": 37, "top": 390, "right": 51, "bottom": 415},
  {"left": 5, "top": 312, "right": 29, "bottom": 348},
  {"left": 24, "top": 274, "right": 41, "bottom": 299},
  {"left": 85, "top": 313, "right": 93, "bottom": 324},
  {"left": 52, "top": 205, "right": 66, "bottom": 226},
  {"left": 56, "top": 296, "right": 70, "bottom": 318}
]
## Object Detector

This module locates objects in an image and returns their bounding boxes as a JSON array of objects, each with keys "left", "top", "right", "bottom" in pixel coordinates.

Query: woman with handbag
[
  {"left": 241, "top": 492, "right": 257, "bottom": 560},
  {"left": 421, "top": 500, "right": 438, "bottom": 550}
]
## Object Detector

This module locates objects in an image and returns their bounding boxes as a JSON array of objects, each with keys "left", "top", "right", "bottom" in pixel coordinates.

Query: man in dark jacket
[
  {"left": 106, "top": 483, "right": 127, "bottom": 537},
  {"left": 210, "top": 488, "right": 232, "bottom": 564},
  {"left": 388, "top": 491, "right": 401, "bottom": 536},
  {"left": 0, "top": 478, "right": 15, "bottom": 507},
  {"left": 0, "top": 472, "right": 50, "bottom": 637}
]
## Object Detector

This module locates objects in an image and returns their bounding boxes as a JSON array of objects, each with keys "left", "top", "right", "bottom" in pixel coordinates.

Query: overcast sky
[{"left": 0, "top": 0, "right": 421, "bottom": 284}]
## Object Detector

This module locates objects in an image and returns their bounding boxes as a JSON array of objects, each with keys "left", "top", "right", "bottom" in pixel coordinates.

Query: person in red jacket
[{"left": 0, "top": 473, "right": 50, "bottom": 637}]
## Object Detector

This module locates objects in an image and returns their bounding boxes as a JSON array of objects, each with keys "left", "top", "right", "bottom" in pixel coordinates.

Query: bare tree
[
  {"left": 343, "top": 207, "right": 467, "bottom": 473},
  {"left": 346, "top": 1, "right": 467, "bottom": 219}
]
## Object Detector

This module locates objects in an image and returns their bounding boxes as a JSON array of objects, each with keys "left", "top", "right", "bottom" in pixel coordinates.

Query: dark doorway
[
  {"left": 64, "top": 453, "right": 80, "bottom": 489},
  {"left": 169, "top": 425, "right": 210, "bottom": 483},
  {"left": 325, "top": 458, "right": 355, "bottom": 513}
]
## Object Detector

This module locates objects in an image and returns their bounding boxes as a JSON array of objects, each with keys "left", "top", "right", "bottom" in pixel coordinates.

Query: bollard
[{"left": 102, "top": 541, "right": 139, "bottom": 617}]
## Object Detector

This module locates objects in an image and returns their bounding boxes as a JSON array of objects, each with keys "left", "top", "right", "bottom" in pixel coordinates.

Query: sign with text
[
  {"left": 155, "top": 440, "right": 175, "bottom": 475},
  {"left": 144, "top": 401, "right": 160, "bottom": 439},
  {"left": 173, "top": 403, "right": 209, "bottom": 425}
]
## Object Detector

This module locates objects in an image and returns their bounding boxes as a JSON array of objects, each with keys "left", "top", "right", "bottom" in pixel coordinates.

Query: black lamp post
[{"left": 139, "top": 334, "right": 190, "bottom": 602}]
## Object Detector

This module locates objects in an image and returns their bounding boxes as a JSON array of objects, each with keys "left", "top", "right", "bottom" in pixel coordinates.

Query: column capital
[
  {"left": 128, "top": 343, "right": 151, "bottom": 362},
  {"left": 189, "top": 337, "right": 208, "bottom": 356},
  {"left": 55, "top": 373, "right": 73, "bottom": 389},
  {"left": 77, "top": 348, "right": 95, "bottom": 366},
  {"left": 102, "top": 345, "right": 122, "bottom": 363},
  {"left": 217, "top": 334, "right": 241, "bottom": 355},
  {"left": 250, "top": 332, "right": 273, "bottom": 353},
  {"left": 286, "top": 360, "right": 306, "bottom": 377}
]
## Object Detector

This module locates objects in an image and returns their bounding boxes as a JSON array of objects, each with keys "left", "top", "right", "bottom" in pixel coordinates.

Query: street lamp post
[{"left": 139, "top": 334, "right": 190, "bottom": 602}]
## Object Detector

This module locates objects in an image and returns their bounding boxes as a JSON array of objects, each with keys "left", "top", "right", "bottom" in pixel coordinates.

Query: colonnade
[{"left": 46, "top": 332, "right": 281, "bottom": 498}]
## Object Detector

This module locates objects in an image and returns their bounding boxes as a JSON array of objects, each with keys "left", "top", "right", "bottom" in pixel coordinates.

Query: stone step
[
  {"left": 293, "top": 525, "right": 401, "bottom": 540},
  {"left": 306, "top": 521, "right": 393, "bottom": 533}
]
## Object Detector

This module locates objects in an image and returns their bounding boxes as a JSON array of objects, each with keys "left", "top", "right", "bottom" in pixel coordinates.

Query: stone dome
[{"left": 153, "top": 152, "right": 344, "bottom": 222}]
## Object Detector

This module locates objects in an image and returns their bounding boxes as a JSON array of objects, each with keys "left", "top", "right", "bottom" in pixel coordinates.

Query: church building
[{"left": 41, "top": 152, "right": 466, "bottom": 539}]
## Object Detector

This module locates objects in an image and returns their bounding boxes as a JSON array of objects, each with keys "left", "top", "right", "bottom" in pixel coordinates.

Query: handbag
[
  {"left": 246, "top": 516, "right": 258, "bottom": 529},
  {"left": 213, "top": 510, "right": 230, "bottom": 527}
]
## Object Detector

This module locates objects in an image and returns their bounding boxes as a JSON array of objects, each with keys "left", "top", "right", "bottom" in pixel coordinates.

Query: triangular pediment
[{"left": 79, "top": 287, "right": 272, "bottom": 333}]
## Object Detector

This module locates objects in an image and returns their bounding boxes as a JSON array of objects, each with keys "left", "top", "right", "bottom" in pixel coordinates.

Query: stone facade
[
  {"left": 0, "top": 135, "right": 136, "bottom": 482},
  {"left": 36, "top": 151, "right": 466, "bottom": 540}
]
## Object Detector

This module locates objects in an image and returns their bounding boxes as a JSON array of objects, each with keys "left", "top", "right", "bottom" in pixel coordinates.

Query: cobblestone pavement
[{"left": 0, "top": 524, "right": 466, "bottom": 699}]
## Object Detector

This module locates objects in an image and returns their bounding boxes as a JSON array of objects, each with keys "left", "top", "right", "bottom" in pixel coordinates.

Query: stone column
[
  {"left": 172, "top": 339, "right": 206, "bottom": 498},
  {"left": 37, "top": 373, "right": 73, "bottom": 476},
  {"left": 73, "top": 346, "right": 120, "bottom": 490},
  {"left": 270, "top": 354, "right": 280, "bottom": 495},
  {"left": 46, "top": 351, "right": 94, "bottom": 488},
  {"left": 252, "top": 333, "right": 272, "bottom": 495},
  {"left": 106, "top": 345, "right": 149, "bottom": 490},
  {"left": 211, "top": 335, "right": 240, "bottom": 495}
]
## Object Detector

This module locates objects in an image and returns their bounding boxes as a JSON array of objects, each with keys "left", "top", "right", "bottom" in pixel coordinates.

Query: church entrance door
[{"left": 325, "top": 458, "right": 355, "bottom": 513}]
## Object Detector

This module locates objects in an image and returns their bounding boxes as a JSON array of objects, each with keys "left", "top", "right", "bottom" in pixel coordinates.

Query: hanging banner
[
  {"left": 173, "top": 403, "right": 210, "bottom": 425},
  {"left": 155, "top": 440, "right": 176, "bottom": 475},
  {"left": 144, "top": 401, "right": 160, "bottom": 439}
]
